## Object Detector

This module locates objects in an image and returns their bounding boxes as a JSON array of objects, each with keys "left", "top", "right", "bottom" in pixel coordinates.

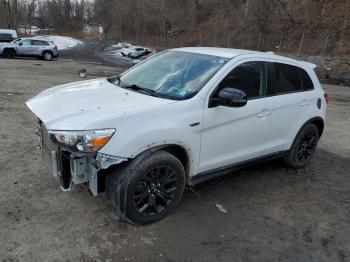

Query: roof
[
  {"left": 172, "top": 47, "right": 259, "bottom": 58},
  {"left": 171, "top": 47, "right": 317, "bottom": 69},
  {"left": 0, "top": 29, "right": 17, "bottom": 37}
]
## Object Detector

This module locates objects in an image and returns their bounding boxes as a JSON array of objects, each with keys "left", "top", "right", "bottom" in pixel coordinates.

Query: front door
[
  {"left": 199, "top": 61, "right": 272, "bottom": 173},
  {"left": 16, "top": 39, "right": 33, "bottom": 55}
]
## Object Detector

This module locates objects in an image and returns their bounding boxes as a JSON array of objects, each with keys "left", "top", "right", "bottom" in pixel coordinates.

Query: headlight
[{"left": 49, "top": 129, "right": 115, "bottom": 153}]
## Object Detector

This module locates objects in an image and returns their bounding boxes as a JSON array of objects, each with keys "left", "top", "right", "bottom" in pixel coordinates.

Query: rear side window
[
  {"left": 32, "top": 40, "right": 49, "bottom": 46},
  {"left": 299, "top": 68, "right": 314, "bottom": 90},
  {"left": 273, "top": 63, "right": 314, "bottom": 94}
]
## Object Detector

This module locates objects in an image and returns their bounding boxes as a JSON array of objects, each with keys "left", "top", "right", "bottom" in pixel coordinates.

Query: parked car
[
  {"left": 121, "top": 46, "right": 151, "bottom": 58},
  {"left": 128, "top": 47, "right": 154, "bottom": 59},
  {"left": 132, "top": 52, "right": 156, "bottom": 65},
  {"left": 114, "top": 42, "right": 132, "bottom": 49},
  {"left": 0, "top": 37, "right": 58, "bottom": 61},
  {"left": 18, "top": 25, "right": 41, "bottom": 35},
  {"left": 26, "top": 48, "right": 327, "bottom": 224},
  {"left": 0, "top": 29, "right": 17, "bottom": 42}
]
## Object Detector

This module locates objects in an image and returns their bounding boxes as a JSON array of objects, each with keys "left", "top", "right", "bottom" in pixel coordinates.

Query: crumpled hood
[{"left": 26, "top": 78, "right": 175, "bottom": 130}]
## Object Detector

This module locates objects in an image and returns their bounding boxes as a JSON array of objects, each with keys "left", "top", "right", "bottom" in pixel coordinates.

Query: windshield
[{"left": 118, "top": 51, "right": 228, "bottom": 100}]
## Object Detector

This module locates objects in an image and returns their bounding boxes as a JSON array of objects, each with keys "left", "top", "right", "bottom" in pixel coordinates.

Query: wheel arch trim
[
  {"left": 3, "top": 48, "right": 16, "bottom": 54},
  {"left": 130, "top": 144, "right": 193, "bottom": 184},
  {"left": 290, "top": 116, "right": 324, "bottom": 150},
  {"left": 42, "top": 50, "right": 53, "bottom": 56}
]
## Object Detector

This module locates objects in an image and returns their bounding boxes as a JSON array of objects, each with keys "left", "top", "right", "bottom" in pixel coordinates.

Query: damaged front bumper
[{"left": 39, "top": 123, "right": 125, "bottom": 196}]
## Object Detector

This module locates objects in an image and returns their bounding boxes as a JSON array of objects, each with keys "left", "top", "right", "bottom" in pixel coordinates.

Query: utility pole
[
  {"left": 297, "top": 31, "right": 305, "bottom": 57},
  {"left": 244, "top": 0, "right": 250, "bottom": 18}
]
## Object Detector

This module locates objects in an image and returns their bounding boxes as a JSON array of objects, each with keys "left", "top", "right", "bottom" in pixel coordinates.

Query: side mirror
[
  {"left": 211, "top": 87, "right": 247, "bottom": 108},
  {"left": 18, "top": 43, "right": 23, "bottom": 46}
]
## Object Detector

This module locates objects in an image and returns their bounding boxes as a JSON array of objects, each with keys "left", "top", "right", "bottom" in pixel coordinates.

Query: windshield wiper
[{"left": 122, "top": 84, "right": 160, "bottom": 97}]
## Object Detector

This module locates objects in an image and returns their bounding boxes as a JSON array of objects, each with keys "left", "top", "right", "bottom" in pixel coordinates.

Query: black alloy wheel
[
  {"left": 284, "top": 123, "right": 319, "bottom": 168},
  {"left": 296, "top": 131, "right": 317, "bottom": 164},
  {"left": 132, "top": 166, "right": 178, "bottom": 217}
]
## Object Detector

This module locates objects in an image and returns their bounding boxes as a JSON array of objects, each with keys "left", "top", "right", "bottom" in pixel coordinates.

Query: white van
[{"left": 0, "top": 29, "right": 17, "bottom": 42}]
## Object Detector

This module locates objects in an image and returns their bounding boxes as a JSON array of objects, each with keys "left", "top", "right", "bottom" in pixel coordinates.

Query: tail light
[{"left": 324, "top": 93, "right": 329, "bottom": 104}]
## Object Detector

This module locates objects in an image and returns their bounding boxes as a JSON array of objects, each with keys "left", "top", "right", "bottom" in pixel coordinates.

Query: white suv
[{"left": 26, "top": 48, "right": 328, "bottom": 224}]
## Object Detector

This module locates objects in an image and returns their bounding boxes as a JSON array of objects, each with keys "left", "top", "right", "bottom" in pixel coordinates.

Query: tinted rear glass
[
  {"left": 32, "top": 40, "right": 49, "bottom": 46},
  {"left": 273, "top": 63, "right": 314, "bottom": 94},
  {"left": 299, "top": 68, "right": 314, "bottom": 90}
]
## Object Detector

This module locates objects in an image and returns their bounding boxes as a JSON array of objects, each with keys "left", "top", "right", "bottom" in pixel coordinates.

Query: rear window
[
  {"left": 273, "top": 63, "right": 314, "bottom": 94},
  {"left": 32, "top": 40, "right": 49, "bottom": 46},
  {"left": 299, "top": 68, "right": 314, "bottom": 90}
]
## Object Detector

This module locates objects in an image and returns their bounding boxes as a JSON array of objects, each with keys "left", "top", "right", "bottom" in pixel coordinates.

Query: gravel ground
[{"left": 0, "top": 57, "right": 349, "bottom": 262}]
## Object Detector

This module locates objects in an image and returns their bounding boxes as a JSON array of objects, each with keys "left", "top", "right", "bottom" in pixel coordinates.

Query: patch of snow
[
  {"left": 34, "top": 35, "right": 83, "bottom": 50},
  {"left": 18, "top": 25, "right": 41, "bottom": 34}
]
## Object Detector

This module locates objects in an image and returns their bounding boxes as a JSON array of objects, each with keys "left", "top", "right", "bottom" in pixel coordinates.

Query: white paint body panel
[{"left": 26, "top": 48, "right": 326, "bottom": 179}]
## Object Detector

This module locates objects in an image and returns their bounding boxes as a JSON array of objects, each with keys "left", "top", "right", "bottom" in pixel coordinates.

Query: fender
[
  {"left": 42, "top": 50, "right": 53, "bottom": 55},
  {"left": 3, "top": 48, "right": 16, "bottom": 55},
  {"left": 118, "top": 141, "right": 194, "bottom": 178},
  {"left": 289, "top": 116, "right": 324, "bottom": 150}
]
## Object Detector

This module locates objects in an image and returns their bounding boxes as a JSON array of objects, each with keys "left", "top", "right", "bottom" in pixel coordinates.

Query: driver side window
[
  {"left": 217, "top": 61, "right": 267, "bottom": 99},
  {"left": 20, "top": 39, "right": 31, "bottom": 46}
]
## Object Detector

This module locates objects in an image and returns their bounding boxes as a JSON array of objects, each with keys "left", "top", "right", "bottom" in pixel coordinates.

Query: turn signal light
[{"left": 92, "top": 136, "right": 111, "bottom": 146}]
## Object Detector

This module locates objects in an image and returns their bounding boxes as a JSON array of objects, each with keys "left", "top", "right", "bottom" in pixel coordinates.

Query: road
[
  {"left": 59, "top": 38, "right": 133, "bottom": 68},
  {"left": 0, "top": 57, "right": 349, "bottom": 262}
]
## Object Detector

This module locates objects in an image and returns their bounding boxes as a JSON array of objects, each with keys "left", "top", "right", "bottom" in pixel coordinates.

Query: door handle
[{"left": 257, "top": 110, "right": 270, "bottom": 118}]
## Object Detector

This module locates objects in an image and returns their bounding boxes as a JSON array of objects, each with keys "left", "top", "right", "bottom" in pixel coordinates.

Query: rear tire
[
  {"left": 3, "top": 49, "right": 15, "bottom": 59},
  {"left": 42, "top": 51, "right": 53, "bottom": 61},
  {"left": 106, "top": 150, "right": 186, "bottom": 225},
  {"left": 284, "top": 123, "right": 319, "bottom": 168}
]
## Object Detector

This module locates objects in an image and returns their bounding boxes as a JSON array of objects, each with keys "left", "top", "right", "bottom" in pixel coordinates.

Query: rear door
[
  {"left": 264, "top": 62, "right": 316, "bottom": 154},
  {"left": 32, "top": 40, "right": 49, "bottom": 56}
]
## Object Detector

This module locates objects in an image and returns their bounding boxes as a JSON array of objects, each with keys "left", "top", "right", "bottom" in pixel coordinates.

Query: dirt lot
[{"left": 0, "top": 57, "right": 349, "bottom": 262}]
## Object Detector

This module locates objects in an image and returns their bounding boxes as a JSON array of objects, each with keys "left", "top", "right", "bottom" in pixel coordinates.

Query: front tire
[
  {"left": 284, "top": 123, "right": 319, "bottom": 168},
  {"left": 3, "top": 49, "right": 15, "bottom": 59},
  {"left": 107, "top": 150, "right": 186, "bottom": 225}
]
